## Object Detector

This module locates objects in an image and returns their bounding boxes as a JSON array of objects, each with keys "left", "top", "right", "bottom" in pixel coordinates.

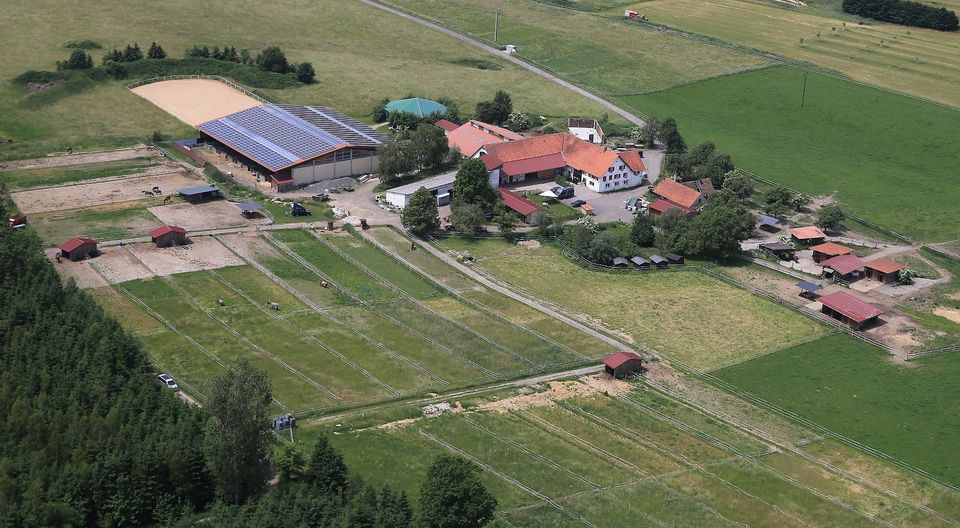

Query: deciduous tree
[
  {"left": 417, "top": 456, "right": 497, "bottom": 528},
  {"left": 452, "top": 158, "right": 497, "bottom": 211},
  {"left": 408, "top": 123, "right": 450, "bottom": 171},
  {"left": 402, "top": 187, "right": 441, "bottom": 236},
  {"left": 816, "top": 203, "right": 846, "bottom": 230},
  {"left": 451, "top": 203, "right": 486, "bottom": 235},
  {"left": 376, "top": 137, "right": 414, "bottom": 183},
  {"left": 630, "top": 213, "right": 655, "bottom": 247},
  {"left": 296, "top": 62, "right": 316, "bottom": 84},
  {"left": 256, "top": 46, "right": 290, "bottom": 73}
]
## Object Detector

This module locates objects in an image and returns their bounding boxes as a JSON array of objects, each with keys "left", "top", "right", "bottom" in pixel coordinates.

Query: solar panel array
[{"left": 197, "top": 104, "right": 385, "bottom": 171}]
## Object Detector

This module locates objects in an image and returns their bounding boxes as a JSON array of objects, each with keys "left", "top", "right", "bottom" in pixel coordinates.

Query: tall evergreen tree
[
  {"left": 417, "top": 455, "right": 496, "bottom": 528},
  {"left": 147, "top": 42, "right": 166, "bottom": 59},
  {"left": 307, "top": 435, "right": 349, "bottom": 495},
  {"left": 377, "top": 487, "right": 413, "bottom": 528},
  {"left": 204, "top": 359, "right": 272, "bottom": 505}
]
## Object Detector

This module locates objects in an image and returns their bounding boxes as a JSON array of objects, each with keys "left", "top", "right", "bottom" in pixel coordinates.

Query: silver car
[{"left": 157, "top": 373, "right": 179, "bottom": 391}]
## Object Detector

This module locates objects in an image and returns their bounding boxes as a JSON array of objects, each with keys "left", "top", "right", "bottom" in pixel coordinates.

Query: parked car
[
  {"left": 552, "top": 186, "right": 575, "bottom": 199},
  {"left": 569, "top": 199, "right": 586, "bottom": 208},
  {"left": 157, "top": 373, "right": 179, "bottom": 391}
]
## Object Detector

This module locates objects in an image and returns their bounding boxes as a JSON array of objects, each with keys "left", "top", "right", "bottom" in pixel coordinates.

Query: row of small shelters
[
  {"left": 611, "top": 253, "right": 684, "bottom": 269},
  {"left": 58, "top": 225, "right": 189, "bottom": 260}
]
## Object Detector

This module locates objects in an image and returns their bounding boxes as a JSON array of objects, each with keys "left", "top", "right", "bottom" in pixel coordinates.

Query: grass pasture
[
  {"left": 306, "top": 384, "right": 960, "bottom": 527},
  {"left": 630, "top": 0, "right": 960, "bottom": 107},
  {"left": 0, "top": 157, "right": 161, "bottom": 190},
  {"left": 1, "top": 0, "right": 621, "bottom": 160},
  {"left": 717, "top": 333, "right": 960, "bottom": 487},
  {"left": 384, "top": 0, "right": 772, "bottom": 96},
  {"left": 28, "top": 201, "right": 162, "bottom": 246},
  {"left": 435, "top": 236, "right": 828, "bottom": 370},
  {"left": 624, "top": 66, "right": 960, "bottom": 241}
]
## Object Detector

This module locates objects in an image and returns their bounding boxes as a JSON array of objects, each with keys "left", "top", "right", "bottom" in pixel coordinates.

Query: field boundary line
[
  {"left": 156, "top": 272, "right": 355, "bottom": 401},
  {"left": 645, "top": 379, "right": 960, "bottom": 526},
  {"left": 462, "top": 414, "right": 602, "bottom": 489},
  {"left": 309, "top": 229, "right": 539, "bottom": 368},
  {"left": 260, "top": 231, "right": 501, "bottom": 379},
  {"left": 417, "top": 429, "right": 600, "bottom": 528},
  {"left": 363, "top": 227, "right": 592, "bottom": 361},
  {"left": 207, "top": 268, "right": 447, "bottom": 391}
]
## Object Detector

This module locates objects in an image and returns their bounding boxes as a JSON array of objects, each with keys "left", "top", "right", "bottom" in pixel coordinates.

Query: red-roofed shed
[
  {"left": 810, "top": 242, "right": 853, "bottom": 263},
  {"left": 648, "top": 199, "right": 692, "bottom": 218},
  {"left": 58, "top": 237, "right": 98, "bottom": 261},
  {"left": 434, "top": 119, "right": 459, "bottom": 133},
  {"left": 603, "top": 351, "right": 644, "bottom": 378},
  {"left": 820, "top": 254, "right": 866, "bottom": 282},
  {"left": 789, "top": 226, "right": 826, "bottom": 244},
  {"left": 818, "top": 291, "right": 883, "bottom": 329},
  {"left": 150, "top": 225, "right": 188, "bottom": 247},
  {"left": 864, "top": 258, "right": 904, "bottom": 283},
  {"left": 499, "top": 189, "right": 542, "bottom": 223}
]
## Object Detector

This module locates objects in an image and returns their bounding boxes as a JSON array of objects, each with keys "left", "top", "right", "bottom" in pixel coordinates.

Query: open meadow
[
  {"left": 297, "top": 374, "right": 960, "bottom": 527},
  {"left": 623, "top": 66, "right": 960, "bottom": 242},
  {"left": 89, "top": 228, "right": 617, "bottom": 414},
  {"left": 626, "top": 0, "right": 960, "bottom": 107},
  {"left": 1, "top": 0, "right": 622, "bottom": 160},
  {"left": 435, "top": 236, "right": 829, "bottom": 370},
  {"left": 717, "top": 333, "right": 960, "bottom": 487}
]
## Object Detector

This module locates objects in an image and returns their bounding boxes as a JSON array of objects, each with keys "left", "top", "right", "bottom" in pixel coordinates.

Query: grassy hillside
[
  {"left": 717, "top": 333, "right": 960, "bottom": 486},
  {"left": 628, "top": 0, "right": 960, "bottom": 107},
  {"left": 0, "top": 0, "right": 620, "bottom": 160},
  {"left": 624, "top": 66, "right": 960, "bottom": 242}
]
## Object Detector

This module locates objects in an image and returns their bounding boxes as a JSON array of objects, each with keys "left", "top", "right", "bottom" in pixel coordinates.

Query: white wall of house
[
  {"left": 385, "top": 181, "right": 456, "bottom": 209},
  {"left": 579, "top": 156, "right": 644, "bottom": 193},
  {"left": 569, "top": 126, "right": 604, "bottom": 144},
  {"left": 291, "top": 154, "right": 378, "bottom": 186}
]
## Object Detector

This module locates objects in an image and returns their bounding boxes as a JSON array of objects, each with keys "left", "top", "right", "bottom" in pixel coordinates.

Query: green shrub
[
  {"left": 122, "top": 58, "right": 299, "bottom": 88},
  {"left": 20, "top": 76, "right": 96, "bottom": 108},
  {"left": 11, "top": 70, "right": 63, "bottom": 85},
  {"left": 62, "top": 39, "right": 102, "bottom": 50}
]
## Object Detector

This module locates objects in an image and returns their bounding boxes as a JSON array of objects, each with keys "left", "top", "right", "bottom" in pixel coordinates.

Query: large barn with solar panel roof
[{"left": 197, "top": 104, "right": 388, "bottom": 192}]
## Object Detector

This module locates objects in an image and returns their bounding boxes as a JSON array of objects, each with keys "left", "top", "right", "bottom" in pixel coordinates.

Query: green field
[
  {"left": 300, "top": 381, "right": 960, "bottom": 527},
  {"left": 628, "top": 0, "right": 960, "bottom": 107},
  {"left": 0, "top": 157, "right": 160, "bottom": 190},
  {"left": 623, "top": 66, "right": 960, "bottom": 241},
  {"left": 435, "top": 236, "right": 828, "bottom": 370},
  {"left": 1, "top": 0, "right": 623, "bottom": 160},
  {"left": 28, "top": 201, "right": 162, "bottom": 246},
  {"left": 717, "top": 333, "right": 960, "bottom": 486},
  {"left": 384, "top": 0, "right": 772, "bottom": 96}
]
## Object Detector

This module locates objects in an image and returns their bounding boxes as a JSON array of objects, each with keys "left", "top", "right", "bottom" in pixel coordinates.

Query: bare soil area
[
  {"left": 12, "top": 168, "right": 201, "bottom": 213},
  {"left": 52, "top": 257, "right": 110, "bottom": 289},
  {"left": 0, "top": 146, "right": 157, "bottom": 171},
  {"left": 129, "top": 236, "right": 244, "bottom": 276},
  {"left": 92, "top": 247, "right": 155, "bottom": 284},
  {"left": 148, "top": 200, "right": 269, "bottom": 231},
  {"left": 218, "top": 232, "right": 279, "bottom": 262},
  {"left": 131, "top": 79, "right": 262, "bottom": 126}
]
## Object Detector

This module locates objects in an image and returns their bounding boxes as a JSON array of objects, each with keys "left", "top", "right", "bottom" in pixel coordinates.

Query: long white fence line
[{"left": 126, "top": 74, "right": 269, "bottom": 104}]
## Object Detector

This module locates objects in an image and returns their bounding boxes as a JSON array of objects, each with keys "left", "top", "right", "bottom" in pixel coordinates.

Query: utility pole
[
  {"left": 494, "top": 9, "right": 500, "bottom": 43},
  {"left": 801, "top": 73, "right": 808, "bottom": 108}
]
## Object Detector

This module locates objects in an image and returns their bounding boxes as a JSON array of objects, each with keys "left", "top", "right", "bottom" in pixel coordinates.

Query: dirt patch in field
[
  {"left": 218, "top": 232, "right": 279, "bottom": 262},
  {"left": 517, "top": 239, "right": 542, "bottom": 249},
  {"left": 129, "top": 236, "right": 244, "bottom": 276},
  {"left": 91, "top": 247, "right": 155, "bottom": 284},
  {"left": 933, "top": 307, "right": 960, "bottom": 324},
  {"left": 479, "top": 376, "right": 632, "bottom": 414},
  {"left": 149, "top": 200, "right": 268, "bottom": 231},
  {"left": 53, "top": 258, "right": 110, "bottom": 289},
  {"left": 11, "top": 168, "right": 201, "bottom": 213},
  {"left": 131, "top": 79, "right": 262, "bottom": 126},
  {"left": 0, "top": 147, "right": 157, "bottom": 172}
]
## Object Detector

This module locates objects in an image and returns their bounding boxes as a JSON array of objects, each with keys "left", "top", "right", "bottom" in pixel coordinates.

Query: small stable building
[
  {"left": 810, "top": 242, "right": 853, "bottom": 263},
  {"left": 796, "top": 280, "right": 824, "bottom": 300},
  {"left": 665, "top": 253, "right": 684, "bottom": 266},
  {"left": 150, "top": 225, "right": 187, "bottom": 247},
  {"left": 178, "top": 184, "right": 222, "bottom": 203},
  {"left": 648, "top": 199, "right": 690, "bottom": 218},
  {"left": 237, "top": 202, "right": 264, "bottom": 218},
  {"left": 821, "top": 254, "right": 866, "bottom": 283},
  {"left": 631, "top": 256, "right": 651, "bottom": 269},
  {"left": 864, "top": 258, "right": 904, "bottom": 283},
  {"left": 59, "top": 237, "right": 98, "bottom": 261},
  {"left": 499, "top": 188, "right": 542, "bottom": 224},
  {"left": 818, "top": 291, "right": 883, "bottom": 330},
  {"left": 649, "top": 254, "right": 668, "bottom": 269},
  {"left": 759, "top": 242, "right": 795, "bottom": 260},
  {"left": 789, "top": 226, "right": 826, "bottom": 245},
  {"left": 758, "top": 214, "right": 781, "bottom": 232},
  {"left": 603, "top": 351, "right": 644, "bottom": 378},
  {"left": 612, "top": 257, "right": 630, "bottom": 268}
]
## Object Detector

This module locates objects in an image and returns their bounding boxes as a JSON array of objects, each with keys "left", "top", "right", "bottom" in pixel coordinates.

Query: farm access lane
[{"left": 355, "top": 0, "right": 645, "bottom": 128}]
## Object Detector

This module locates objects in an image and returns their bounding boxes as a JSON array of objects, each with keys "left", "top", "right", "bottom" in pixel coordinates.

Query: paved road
[{"left": 355, "top": 0, "right": 645, "bottom": 128}]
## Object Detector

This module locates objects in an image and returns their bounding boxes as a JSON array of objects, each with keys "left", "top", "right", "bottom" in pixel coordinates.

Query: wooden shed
[
  {"left": 789, "top": 226, "right": 826, "bottom": 245},
  {"left": 612, "top": 257, "right": 630, "bottom": 268},
  {"left": 649, "top": 254, "right": 669, "bottom": 269},
  {"left": 665, "top": 253, "right": 685, "bottom": 266},
  {"left": 864, "top": 258, "right": 903, "bottom": 283},
  {"left": 759, "top": 242, "right": 795, "bottom": 260},
  {"left": 58, "top": 237, "right": 98, "bottom": 261},
  {"left": 603, "top": 351, "right": 644, "bottom": 378},
  {"left": 630, "top": 256, "right": 651, "bottom": 270},
  {"left": 150, "top": 225, "right": 188, "bottom": 247},
  {"left": 818, "top": 291, "right": 882, "bottom": 330},
  {"left": 810, "top": 242, "right": 853, "bottom": 263}
]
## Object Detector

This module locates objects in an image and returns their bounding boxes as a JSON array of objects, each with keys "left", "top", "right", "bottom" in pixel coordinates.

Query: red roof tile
[
  {"left": 789, "top": 226, "right": 826, "bottom": 240},
  {"left": 447, "top": 120, "right": 523, "bottom": 157},
  {"left": 821, "top": 254, "right": 866, "bottom": 275},
  {"left": 810, "top": 242, "right": 853, "bottom": 257},
  {"left": 483, "top": 133, "right": 641, "bottom": 178},
  {"left": 864, "top": 257, "right": 904, "bottom": 274},
  {"left": 59, "top": 237, "right": 97, "bottom": 252},
  {"left": 603, "top": 351, "right": 643, "bottom": 369},
  {"left": 648, "top": 199, "right": 690, "bottom": 214},
  {"left": 618, "top": 150, "right": 646, "bottom": 173},
  {"left": 434, "top": 119, "right": 459, "bottom": 133},
  {"left": 499, "top": 188, "right": 541, "bottom": 216},
  {"left": 652, "top": 178, "right": 704, "bottom": 210},
  {"left": 501, "top": 153, "right": 566, "bottom": 176},
  {"left": 819, "top": 291, "right": 883, "bottom": 322},
  {"left": 150, "top": 225, "right": 187, "bottom": 238}
]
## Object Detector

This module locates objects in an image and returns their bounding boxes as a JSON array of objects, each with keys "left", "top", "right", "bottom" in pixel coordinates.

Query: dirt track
[
  {"left": 131, "top": 79, "right": 262, "bottom": 126},
  {"left": 149, "top": 200, "right": 269, "bottom": 231},
  {"left": 11, "top": 168, "right": 202, "bottom": 213},
  {"left": 0, "top": 147, "right": 157, "bottom": 171}
]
